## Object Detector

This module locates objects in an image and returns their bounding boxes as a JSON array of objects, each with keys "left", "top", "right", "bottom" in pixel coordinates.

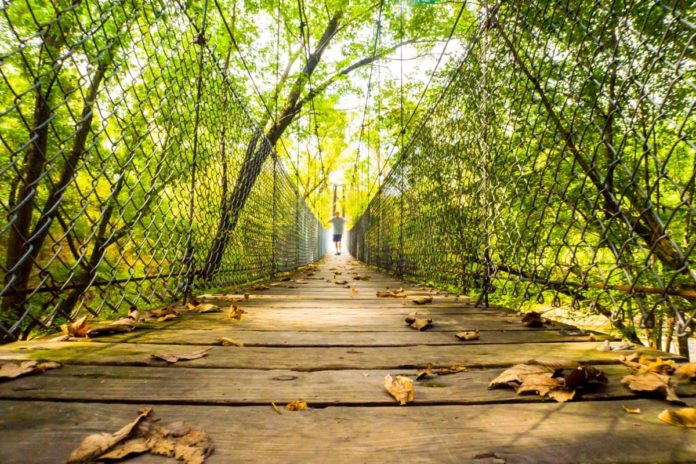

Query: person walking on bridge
[{"left": 329, "top": 211, "right": 345, "bottom": 255}]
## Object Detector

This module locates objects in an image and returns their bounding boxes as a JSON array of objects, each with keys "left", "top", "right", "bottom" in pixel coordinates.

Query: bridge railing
[
  {"left": 350, "top": 2, "right": 695, "bottom": 348},
  {"left": 0, "top": 1, "right": 325, "bottom": 342}
]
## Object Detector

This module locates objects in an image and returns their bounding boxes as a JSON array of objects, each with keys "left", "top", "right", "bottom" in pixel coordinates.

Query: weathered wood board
[{"left": 0, "top": 254, "right": 692, "bottom": 464}]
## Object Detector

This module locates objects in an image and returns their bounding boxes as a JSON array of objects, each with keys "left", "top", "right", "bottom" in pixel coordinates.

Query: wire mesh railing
[
  {"left": 0, "top": 0, "right": 326, "bottom": 342},
  {"left": 350, "top": 1, "right": 695, "bottom": 350}
]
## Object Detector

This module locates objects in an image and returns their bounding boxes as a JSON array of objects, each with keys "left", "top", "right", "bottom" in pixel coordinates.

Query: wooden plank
[
  {"left": 1, "top": 400, "right": 695, "bottom": 463},
  {"left": 0, "top": 341, "right": 679, "bottom": 369},
  {"left": 1, "top": 364, "right": 693, "bottom": 405},
  {"left": 95, "top": 327, "right": 611, "bottom": 346},
  {"left": 134, "top": 312, "right": 572, "bottom": 332}
]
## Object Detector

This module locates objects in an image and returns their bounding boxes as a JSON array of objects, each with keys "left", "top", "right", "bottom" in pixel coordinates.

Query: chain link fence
[
  {"left": 351, "top": 1, "right": 695, "bottom": 349},
  {"left": 0, "top": 0, "right": 326, "bottom": 342}
]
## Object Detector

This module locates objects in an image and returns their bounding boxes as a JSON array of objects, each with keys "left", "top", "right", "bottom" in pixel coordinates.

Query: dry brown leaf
[
  {"left": 547, "top": 389, "right": 576, "bottom": 403},
  {"left": 151, "top": 348, "right": 211, "bottom": 364},
  {"left": 353, "top": 275, "right": 370, "bottom": 281},
  {"left": 284, "top": 400, "right": 308, "bottom": 411},
  {"left": 675, "top": 363, "right": 696, "bottom": 381},
  {"left": 658, "top": 408, "right": 696, "bottom": 428},
  {"left": 143, "top": 306, "right": 179, "bottom": 322},
  {"left": 384, "top": 374, "right": 414, "bottom": 405},
  {"left": 217, "top": 337, "right": 243, "bottom": 347},
  {"left": 515, "top": 373, "right": 561, "bottom": 397},
  {"left": 189, "top": 303, "right": 221, "bottom": 314},
  {"left": 404, "top": 316, "right": 432, "bottom": 331},
  {"left": 622, "top": 405, "right": 641, "bottom": 414},
  {"left": 87, "top": 317, "right": 137, "bottom": 337},
  {"left": 61, "top": 315, "right": 91, "bottom": 338},
  {"left": 434, "top": 365, "right": 468, "bottom": 375},
  {"left": 376, "top": 289, "right": 406, "bottom": 298},
  {"left": 621, "top": 372, "right": 682, "bottom": 403},
  {"left": 619, "top": 354, "right": 676, "bottom": 375},
  {"left": 456, "top": 330, "right": 480, "bottom": 341},
  {"left": 98, "top": 438, "right": 150, "bottom": 460},
  {"left": 488, "top": 364, "right": 555, "bottom": 389},
  {"left": 66, "top": 408, "right": 152, "bottom": 463},
  {"left": 411, "top": 296, "right": 433, "bottom": 305},
  {"left": 416, "top": 363, "right": 433, "bottom": 380},
  {"left": 227, "top": 305, "right": 245, "bottom": 320},
  {"left": 250, "top": 284, "right": 269, "bottom": 291},
  {"left": 243, "top": 293, "right": 250, "bottom": 300},
  {"left": 334, "top": 280, "right": 348, "bottom": 285},
  {"left": 0, "top": 360, "right": 61, "bottom": 380}
]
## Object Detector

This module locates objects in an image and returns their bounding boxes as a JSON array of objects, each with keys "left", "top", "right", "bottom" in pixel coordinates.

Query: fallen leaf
[
  {"left": 0, "top": 360, "right": 61, "bottom": 380},
  {"left": 547, "top": 389, "right": 576, "bottom": 403},
  {"left": 675, "top": 363, "right": 696, "bottom": 381},
  {"left": 151, "top": 348, "right": 211, "bottom": 364},
  {"left": 434, "top": 365, "right": 468, "bottom": 375},
  {"left": 619, "top": 355, "right": 676, "bottom": 375},
  {"left": 658, "top": 408, "right": 696, "bottom": 428},
  {"left": 515, "top": 373, "right": 561, "bottom": 397},
  {"left": 334, "top": 279, "right": 348, "bottom": 285},
  {"left": 271, "top": 402, "right": 282, "bottom": 415},
  {"left": 66, "top": 407, "right": 152, "bottom": 463},
  {"left": 87, "top": 318, "right": 137, "bottom": 337},
  {"left": 488, "top": 364, "right": 555, "bottom": 389},
  {"left": 61, "top": 315, "right": 91, "bottom": 338},
  {"left": 384, "top": 374, "right": 414, "bottom": 405},
  {"left": 244, "top": 293, "right": 250, "bottom": 300},
  {"left": 217, "top": 337, "right": 243, "bottom": 347},
  {"left": 251, "top": 284, "right": 269, "bottom": 291},
  {"left": 294, "top": 279, "right": 309, "bottom": 284},
  {"left": 522, "top": 311, "right": 544, "bottom": 328},
  {"left": 621, "top": 372, "right": 682, "bottom": 403},
  {"left": 456, "top": 330, "right": 480, "bottom": 341},
  {"left": 285, "top": 400, "right": 308, "bottom": 411},
  {"left": 622, "top": 405, "right": 641, "bottom": 414},
  {"left": 404, "top": 316, "right": 432, "bottom": 331},
  {"left": 416, "top": 363, "right": 433, "bottom": 380},
  {"left": 411, "top": 296, "right": 433, "bottom": 305},
  {"left": 143, "top": 306, "right": 179, "bottom": 322},
  {"left": 353, "top": 275, "right": 371, "bottom": 281},
  {"left": 189, "top": 303, "right": 221, "bottom": 314},
  {"left": 227, "top": 305, "right": 245, "bottom": 320},
  {"left": 98, "top": 438, "right": 149, "bottom": 460},
  {"left": 377, "top": 289, "right": 406, "bottom": 298}
]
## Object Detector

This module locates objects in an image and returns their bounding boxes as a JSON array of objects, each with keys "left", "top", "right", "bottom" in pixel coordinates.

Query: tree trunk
[
  {"left": 200, "top": 11, "right": 343, "bottom": 278},
  {"left": 2, "top": 54, "right": 110, "bottom": 325}
]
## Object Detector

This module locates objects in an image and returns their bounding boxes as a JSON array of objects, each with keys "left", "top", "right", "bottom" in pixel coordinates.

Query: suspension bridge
[{"left": 0, "top": 0, "right": 695, "bottom": 462}]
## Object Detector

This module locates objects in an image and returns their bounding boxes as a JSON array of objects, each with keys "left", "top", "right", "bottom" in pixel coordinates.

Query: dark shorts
[{"left": 333, "top": 234, "right": 342, "bottom": 242}]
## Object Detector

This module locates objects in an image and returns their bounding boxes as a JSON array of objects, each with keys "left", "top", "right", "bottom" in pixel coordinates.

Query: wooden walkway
[{"left": 0, "top": 254, "right": 694, "bottom": 463}]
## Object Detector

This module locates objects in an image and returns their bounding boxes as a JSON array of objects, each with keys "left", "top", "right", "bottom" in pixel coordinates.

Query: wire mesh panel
[
  {"left": 0, "top": 0, "right": 325, "bottom": 342},
  {"left": 351, "top": 1, "right": 695, "bottom": 347}
]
